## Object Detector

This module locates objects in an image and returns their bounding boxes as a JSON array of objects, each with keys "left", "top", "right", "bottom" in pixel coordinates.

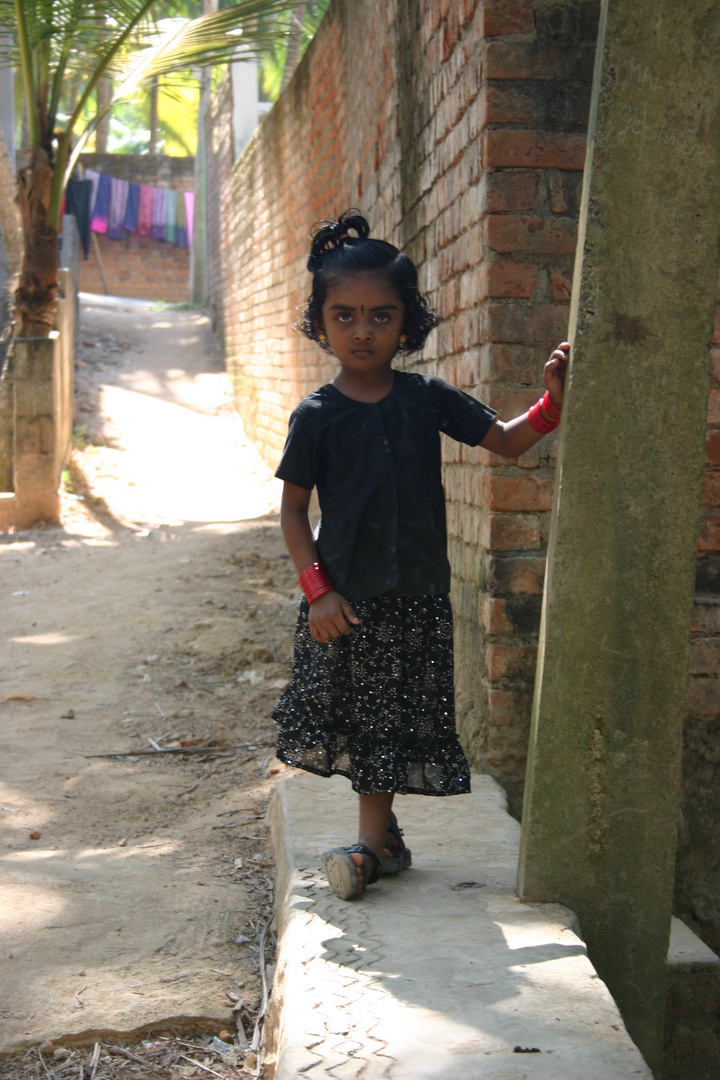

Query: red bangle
[
  {"left": 542, "top": 390, "right": 561, "bottom": 419},
  {"left": 528, "top": 392, "right": 561, "bottom": 434},
  {"left": 299, "top": 562, "right": 334, "bottom": 605}
]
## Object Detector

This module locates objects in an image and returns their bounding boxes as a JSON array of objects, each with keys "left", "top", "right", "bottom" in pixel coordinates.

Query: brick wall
[
  {"left": 74, "top": 154, "right": 193, "bottom": 303},
  {"left": 206, "top": 0, "right": 720, "bottom": 953}
]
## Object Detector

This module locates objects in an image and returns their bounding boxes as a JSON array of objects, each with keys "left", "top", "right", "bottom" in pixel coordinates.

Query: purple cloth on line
[
  {"left": 90, "top": 172, "right": 111, "bottom": 233},
  {"left": 150, "top": 187, "right": 166, "bottom": 241},
  {"left": 137, "top": 185, "right": 154, "bottom": 236},
  {"left": 107, "top": 177, "right": 129, "bottom": 240},
  {"left": 184, "top": 192, "right": 194, "bottom": 250},
  {"left": 123, "top": 182, "right": 141, "bottom": 232}
]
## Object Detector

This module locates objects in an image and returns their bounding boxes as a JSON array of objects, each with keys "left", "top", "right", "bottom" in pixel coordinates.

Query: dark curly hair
[{"left": 297, "top": 209, "right": 438, "bottom": 355}]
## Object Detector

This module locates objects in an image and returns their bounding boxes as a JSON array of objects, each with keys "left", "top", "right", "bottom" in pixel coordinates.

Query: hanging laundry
[
  {"left": 175, "top": 189, "right": 188, "bottom": 248},
  {"left": 85, "top": 168, "right": 101, "bottom": 218},
  {"left": 123, "top": 182, "right": 141, "bottom": 232},
  {"left": 184, "top": 191, "right": 195, "bottom": 251},
  {"left": 137, "top": 185, "right": 154, "bottom": 236},
  {"left": 150, "top": 187, "right": 166, "bottom": 241},
  {"left": 90, "top": 173, "right": 111, "bottom": 233},
  {"left": 164, "top": 189, "right": 178, "bottom": 244},
  {"left": 107, "top": 177, "right": 129, "bottom": 240},
  {"left": 65, "top": 177, "right": 93, "bottom": 258}
]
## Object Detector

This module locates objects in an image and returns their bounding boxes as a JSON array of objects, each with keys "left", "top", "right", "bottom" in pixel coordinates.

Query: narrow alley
[{"left": 1, "top": 296, "right": 297, "bottom": 1078}]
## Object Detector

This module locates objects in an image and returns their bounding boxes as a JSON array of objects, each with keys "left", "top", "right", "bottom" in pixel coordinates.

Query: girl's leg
[{"left": 351, "top": 791, "right": 395, "bottom": 889}]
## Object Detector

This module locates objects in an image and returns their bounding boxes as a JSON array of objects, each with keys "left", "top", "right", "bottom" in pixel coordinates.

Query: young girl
[{"left": 273, "top": 210, "right": 568, "bottom": 901}]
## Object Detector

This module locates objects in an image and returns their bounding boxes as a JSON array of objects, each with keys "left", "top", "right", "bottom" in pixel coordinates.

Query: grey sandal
[
  {"left": 321, "top": 843, "right": 382, "bottom": 900},
  {"left": 380, "top": 820, "right": 413, "bottom": 876}
]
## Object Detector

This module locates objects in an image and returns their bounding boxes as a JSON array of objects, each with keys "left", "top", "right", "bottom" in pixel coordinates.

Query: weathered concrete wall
[
  {"left": 517, "top": 0, "right": 720, "bottom": 1068},
  {"left": 205, "top": 0, "right": 720, "bottom": 975}
]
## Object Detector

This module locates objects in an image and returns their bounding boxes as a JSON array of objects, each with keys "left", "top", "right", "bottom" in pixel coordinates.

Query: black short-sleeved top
[{"left": 275, "top": 370, "right": 496, "bottom": 600}]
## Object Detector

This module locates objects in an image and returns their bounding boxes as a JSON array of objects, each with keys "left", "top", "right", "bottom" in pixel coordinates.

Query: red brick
[
  {"left": 480, "top": 343, "right": 543, "bottom": 385},
  {"left": 480, "top": 0, "right": 534, "bottom": 36},
  {"left": 483, "top": 302, "right": 569, "bottom": 345},
  {"left": 698, "top": 515, "right": 720, "bottom": 553},
  {"left": 480, "top": 86, "right": 537, "bottom": 127},
  {"left": 481, "top": 595, "right": 514, "bottom": 635},
  {"left": 484, "top": 130, "right": 587, "bottom": 170},
  {"left": 483, "top": 472, "right": 554, "bottom": 512},
  {"left": 692, "top": 599, "right": 720, "bottom": 634},
  {"left": 551, "top": 270, "right": 573, "bottom": 301},
  {"left": 706, "top": 430, "right": 720, "bottom": 467},
  {"left": 480, "top": 259, "right": 537, "bottom": 299},
  {"left": 686, "top": 674, "right": 720, "bottom": 718},
  {"left": 702, "top": 472, "right": 720, "bottom": 509},
  {"left": 712, "top": 347, "right": 720, "bottom": 384},
  {"left": 482, "top": 171, "right": 539, "bottom": 213},
  {"left": 484, "top": 386, "right": 540, "bottom": 418},
  {"left": 485, "top": 40, "right": 596, "bottom": 81},
  {"left": 485, "top": 214, "right": 578, "bottom": 254},
  {"left": 486, "top": 642, "right": 538, "bottom": 680},
  {"left": 708, "top": 389, "right": 720, "bottom": 424},
  {"left": 689, "top": 639, "right": 720, "bottom": 675},
  {"left": 548, "top": 173, "right": 568, "bottom": 213},
  {"left": 482, "top": 512, "right": 541, "bottom": 551},
  {"left": 487, "top": 687, "right": 531, "bottom": 726}
]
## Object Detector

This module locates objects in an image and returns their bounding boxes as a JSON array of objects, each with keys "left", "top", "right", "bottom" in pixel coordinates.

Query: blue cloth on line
[{"left": 123, "top": 182, "right": 141, "bottom": 232}]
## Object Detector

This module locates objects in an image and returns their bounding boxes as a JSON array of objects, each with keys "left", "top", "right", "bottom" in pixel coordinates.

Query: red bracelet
[
  {"left": 299, "top": 562, "right": 334, "bottom": 605},
  {"left": 528, "top": 391, "right": 561, "bottom": 434}
]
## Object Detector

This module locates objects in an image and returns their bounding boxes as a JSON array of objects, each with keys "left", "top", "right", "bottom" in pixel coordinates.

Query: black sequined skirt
[{"left": 273, "top": 593, "right": 471, "bottom": 796}]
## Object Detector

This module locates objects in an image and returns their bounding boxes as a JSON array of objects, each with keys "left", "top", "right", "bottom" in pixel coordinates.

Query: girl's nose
[{"left": 354, "top": 320, "right": 373, "bottom": 338}]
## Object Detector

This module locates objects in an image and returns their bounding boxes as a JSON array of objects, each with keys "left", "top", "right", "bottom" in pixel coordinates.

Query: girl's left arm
[{"left": 480, "top": 341, "right": 569, "bottom": 459}]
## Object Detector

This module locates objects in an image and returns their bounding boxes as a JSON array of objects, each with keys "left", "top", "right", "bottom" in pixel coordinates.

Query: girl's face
[{"left": 318, "top": 271, "right": 405, "bottom": 377}]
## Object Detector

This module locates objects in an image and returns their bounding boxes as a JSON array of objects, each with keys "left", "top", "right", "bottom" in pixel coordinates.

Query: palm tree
[{"left": 0, "top": 0, "right": 297, "bottom": 336}]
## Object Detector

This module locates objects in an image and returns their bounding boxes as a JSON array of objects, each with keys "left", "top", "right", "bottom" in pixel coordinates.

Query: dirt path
[{"left": 1, "top": 297, "right": 298, "bottom": 1078}]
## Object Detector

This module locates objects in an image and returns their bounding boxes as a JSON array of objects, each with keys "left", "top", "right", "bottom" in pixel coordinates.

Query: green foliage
[
  {"left": 259, "top": 0, "right": 330, "bottom": 102},
  {"left": 3, "top": 0, "right": 300, "bottom": 224}
]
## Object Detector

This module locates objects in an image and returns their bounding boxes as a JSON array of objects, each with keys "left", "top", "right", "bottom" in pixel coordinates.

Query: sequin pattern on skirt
[{"left": 273, "top": 593, "right": 471, "bottom": 796}]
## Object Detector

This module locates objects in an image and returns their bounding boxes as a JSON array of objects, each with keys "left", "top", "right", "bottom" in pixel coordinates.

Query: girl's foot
[
  {"left": 380, "top": 819, "right": 412, "bottom": 875},
  {"left": 321, "top": 844, "right": 382, "bottom": 900}
]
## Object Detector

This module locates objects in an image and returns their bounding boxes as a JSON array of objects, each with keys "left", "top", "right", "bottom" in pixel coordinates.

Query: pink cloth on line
[
  {"left": 136, "top": 185, "right": 154, "bottom": 236},
  {"left": 184, "top": 191, "right": 194, "bottom": 250}
]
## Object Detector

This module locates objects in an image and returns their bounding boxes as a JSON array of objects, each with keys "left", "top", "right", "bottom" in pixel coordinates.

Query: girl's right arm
[{"left": 280, "top": 481, "right": 360, "bottom": 642}]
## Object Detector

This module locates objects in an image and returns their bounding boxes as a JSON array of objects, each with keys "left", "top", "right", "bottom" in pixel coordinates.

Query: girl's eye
[
  {"left": 374, "top": 313, "right": 390, "bottom": 324},
  {"left": 337, "top": 312, "right": 352, "bottom": 323}
]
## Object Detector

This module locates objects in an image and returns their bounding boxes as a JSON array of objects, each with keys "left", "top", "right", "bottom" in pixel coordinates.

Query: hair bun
[{"left": 307, "top": 209, "right": 370, "bottom": 272}]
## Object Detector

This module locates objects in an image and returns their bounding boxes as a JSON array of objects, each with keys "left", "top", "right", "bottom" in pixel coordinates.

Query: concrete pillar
[
  {"left": 517, "top": 0, "right": 720, "bottom": 1072},
  {"left": 12, "top": 333, "right": 62, "bottom": 523}
]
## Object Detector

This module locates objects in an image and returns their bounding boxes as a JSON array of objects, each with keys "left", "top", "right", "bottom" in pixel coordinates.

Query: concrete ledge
[{"left": 265, "top": 773, "right": 651, "bottom": 1079}]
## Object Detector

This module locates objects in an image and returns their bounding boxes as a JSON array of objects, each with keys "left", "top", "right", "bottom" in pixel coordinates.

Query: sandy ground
[{"left": 0, "top": 297, "right": 299, "bottom": 1078}]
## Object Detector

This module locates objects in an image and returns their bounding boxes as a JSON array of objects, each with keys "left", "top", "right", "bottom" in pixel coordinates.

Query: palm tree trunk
[
  {"left": 281, "top": 2, "right": 306, "bottom": 91},
  {"left": 14, "top": 147, "right": 58, "bottom": 337},
  {"left": 149, "top": 77, "right": 159, "bottom": 154},
  {"left": 95, "top": 77, "right": 111, "bottom": 153}
]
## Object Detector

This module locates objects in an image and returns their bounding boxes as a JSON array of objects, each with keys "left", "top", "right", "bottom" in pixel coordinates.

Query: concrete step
[{"left": 264, "top": 773, "right": 652, "bottom": 1079}]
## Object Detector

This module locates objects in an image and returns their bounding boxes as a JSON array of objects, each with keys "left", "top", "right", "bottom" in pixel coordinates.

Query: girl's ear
[{"left": 315, "top": 320, "right": 327, "bottom": 343}]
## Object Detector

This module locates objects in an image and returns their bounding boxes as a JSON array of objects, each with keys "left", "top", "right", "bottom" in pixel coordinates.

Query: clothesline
[{"left": 63, "top": 169, "right": 195, "bottom": 259}]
